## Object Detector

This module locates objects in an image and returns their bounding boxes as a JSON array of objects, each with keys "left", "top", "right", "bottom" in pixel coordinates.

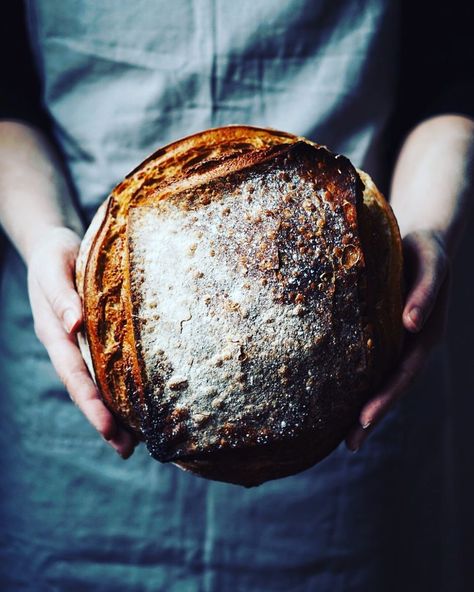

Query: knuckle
[{"left": 50, "top": 287, "right": 76, "bottom": 319}]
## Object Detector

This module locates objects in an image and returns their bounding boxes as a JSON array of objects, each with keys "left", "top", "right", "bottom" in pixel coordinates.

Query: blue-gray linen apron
[{"left": 0, "top": 1, "right": 457, "bottom": 590}]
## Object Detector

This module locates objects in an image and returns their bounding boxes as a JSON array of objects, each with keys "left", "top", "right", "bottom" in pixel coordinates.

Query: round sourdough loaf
[{"left": 76, "top": 126, "right": 404, "bottom": 486}]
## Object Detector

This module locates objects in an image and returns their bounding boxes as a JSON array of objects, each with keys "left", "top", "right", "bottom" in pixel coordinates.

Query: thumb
[
  {"left": 49, "top": 283, "right": 83, "bottom": 334},
  {"left": 402, "top": 230, "right": 449, "bottom": 333},
  {"left": 34, "top": 229, "right": 84, "bottom": 334}
]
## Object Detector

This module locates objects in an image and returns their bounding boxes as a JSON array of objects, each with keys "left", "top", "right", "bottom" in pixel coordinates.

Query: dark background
[{"left": 448, "top": 215, "right": 474, "bottom": 585}]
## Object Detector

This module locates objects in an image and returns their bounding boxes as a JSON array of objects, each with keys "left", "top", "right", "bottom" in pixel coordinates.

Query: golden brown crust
[
  {"left": 77, "top": 126, "right": 403, "bottom": 486},
  {"left": 357, "top": 170, "right": 404, "bottom": 388}
]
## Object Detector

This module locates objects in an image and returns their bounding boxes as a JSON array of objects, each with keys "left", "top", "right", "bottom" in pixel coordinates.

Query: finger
[
  {"left": 43, "top": 261, "right": 82, "bottom": 333},
  {"left": 345, "top": 335, "right": 429, "bottom": 451},
  {"left": 40, "top": 313, "right": 137, "bottom": 458},
  {"left": 402, "top": 232, "right": 449, "bottom": 333},
  {"left": 30, "top": 273, "right": 83, "bottom": 338},
  {"left": 360, "top": 338, "right": 428, "bottom": 427},
  {"left": 34, "top": 239, "right": 83, "bottom": 334},
  {"left": 50, "top": 339, "right": 137, "bottom": 458}
]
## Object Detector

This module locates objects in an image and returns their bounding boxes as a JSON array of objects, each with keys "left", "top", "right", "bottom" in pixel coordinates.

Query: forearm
[
  {"left": 390, "top": 114, "right": 474, "bottom": 256},
  {"left": 0, "top": 120, "right": 84, "bottom": 264}
]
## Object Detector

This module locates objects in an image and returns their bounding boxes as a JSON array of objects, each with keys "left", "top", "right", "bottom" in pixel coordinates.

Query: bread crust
[{"left": 77, "top": 126, "right": 403, "bottom": 485}]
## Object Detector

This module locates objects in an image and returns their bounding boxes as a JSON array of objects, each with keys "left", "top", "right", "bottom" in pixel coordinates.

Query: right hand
[
  {"left": 345, "top": 229, "right": 451, "bottom": 451},
  {"left": 27, "top": 226, "right": 138, "bottom": 459}
]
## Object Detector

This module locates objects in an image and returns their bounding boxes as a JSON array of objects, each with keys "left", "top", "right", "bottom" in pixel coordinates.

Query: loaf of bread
[{"left": 76, "top": 126, "right": 403, "bottom": 486}]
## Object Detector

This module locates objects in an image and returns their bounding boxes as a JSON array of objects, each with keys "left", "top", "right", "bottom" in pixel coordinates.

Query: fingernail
[
  {"left": 351, "top": 447, "right": 359, "bottom": 454},
  {"left": 63, "top": 308, "right": 78, "bottom": 333},
  {"left": 362, "top": 420, "right": 372, "bottom": 430},
  {"left": 408, "top": 306, "right": 423, "bottom": 331}
]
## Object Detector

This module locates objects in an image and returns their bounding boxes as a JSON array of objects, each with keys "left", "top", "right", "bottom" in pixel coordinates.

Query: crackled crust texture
[{"left": 76, "top": 126, "right": 403, "bottom": 486}]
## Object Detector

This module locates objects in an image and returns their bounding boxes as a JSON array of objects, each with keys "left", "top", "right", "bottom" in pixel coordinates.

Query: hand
[
  {"left": 345, "top": 229, "right": 451, "bottom": 451},
  {"left": 27, "top": 226, "right": 138, "bottom": 459}
]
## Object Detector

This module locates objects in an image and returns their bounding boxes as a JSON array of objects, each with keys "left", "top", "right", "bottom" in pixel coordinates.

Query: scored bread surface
[
  {"left": 77, "top": 126, "right": 403, "bottom": 486},
  {"left": 77, "top": 127, "right": 297, "bottom": 433}
]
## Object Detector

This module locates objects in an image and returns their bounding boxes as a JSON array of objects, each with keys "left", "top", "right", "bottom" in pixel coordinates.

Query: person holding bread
[{"left": 1, "top": 1, "right": 473, "bottom": 590}]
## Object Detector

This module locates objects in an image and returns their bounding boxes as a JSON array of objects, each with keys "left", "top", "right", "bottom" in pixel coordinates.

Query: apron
[{"left": 0, "top": 1, "right": 457, "bottom": 590}]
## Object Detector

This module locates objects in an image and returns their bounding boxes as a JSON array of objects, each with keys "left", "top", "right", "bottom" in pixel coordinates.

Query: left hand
[
  {"left": 345, "top": 229, "right": 451, "bottom": 451},
  {"left": 27, "top": 226, "right": 139, "bottom": 459}
]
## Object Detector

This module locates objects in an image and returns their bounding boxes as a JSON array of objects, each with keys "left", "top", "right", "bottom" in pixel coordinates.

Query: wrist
[{"left": 390, "top": 115, "right": 474, "bottom": 262}]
